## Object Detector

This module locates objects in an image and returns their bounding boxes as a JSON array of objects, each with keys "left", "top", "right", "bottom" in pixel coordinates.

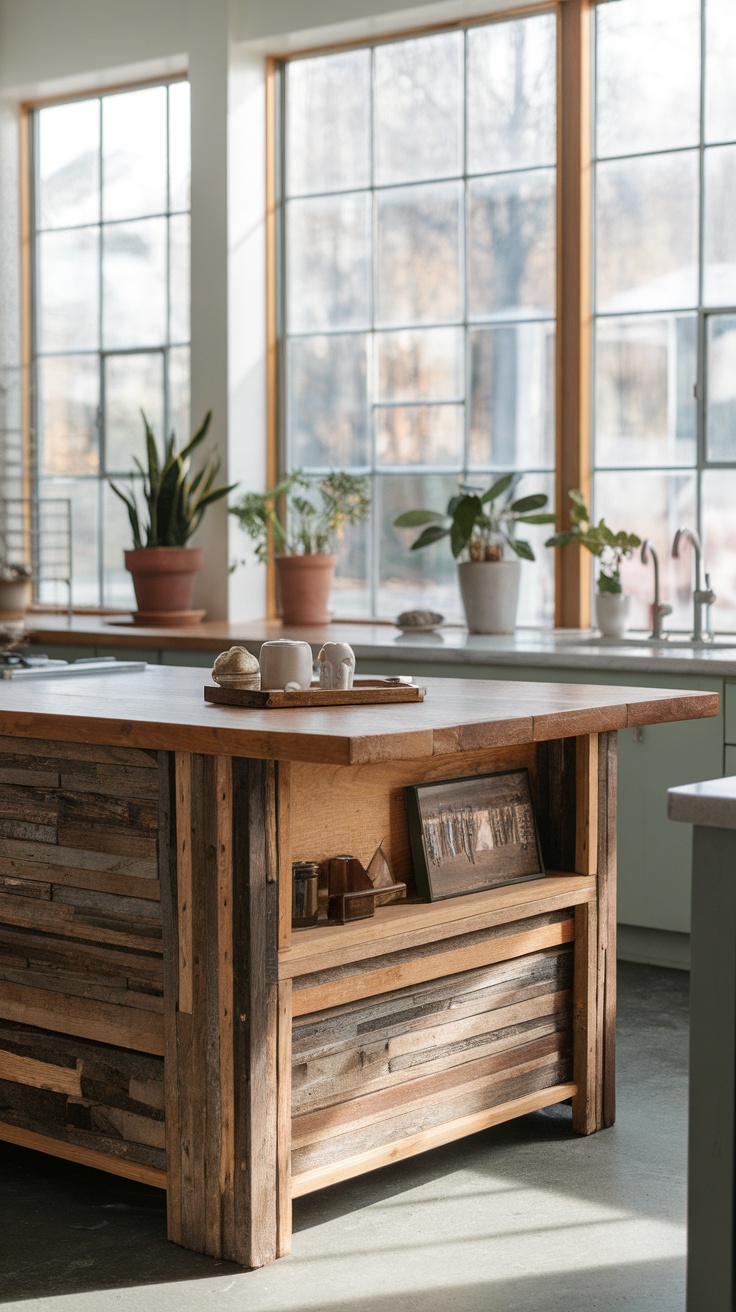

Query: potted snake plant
[
  {"left": 109, "top": 411, "right": 235, "bottom": 626},
  {"left": 394, "top": 474, "right": 555, "bottom": 633}
]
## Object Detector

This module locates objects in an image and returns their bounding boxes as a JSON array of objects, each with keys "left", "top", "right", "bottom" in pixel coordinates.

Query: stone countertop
[
  {"left": 21, "top": 614, "right": 736, "bottom": 677},
  {"left": 668, "top": 777, "right": 736, "bottom": 829}
]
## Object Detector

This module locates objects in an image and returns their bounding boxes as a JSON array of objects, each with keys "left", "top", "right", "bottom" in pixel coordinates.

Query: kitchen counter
[
  {"left": 0, "top": 666, "right": 718, "bottom": 1266},
  {"left": 20, "top": 613, "right": 736, "bottom": 675}
]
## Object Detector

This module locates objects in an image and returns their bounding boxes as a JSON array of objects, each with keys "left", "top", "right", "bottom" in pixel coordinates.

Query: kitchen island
[{"left": 0, "top": 666, "right": 718, "bottom": 1267}]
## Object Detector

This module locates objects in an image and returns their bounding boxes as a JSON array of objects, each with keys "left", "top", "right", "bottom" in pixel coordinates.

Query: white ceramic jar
[{"left": 259, "top": 639, "right": 314, "bottom": 690}]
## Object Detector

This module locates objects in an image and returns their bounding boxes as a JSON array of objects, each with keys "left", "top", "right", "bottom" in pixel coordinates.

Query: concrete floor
[{"left": 0, "top": 961, "right": 689, "bottom": 1312}]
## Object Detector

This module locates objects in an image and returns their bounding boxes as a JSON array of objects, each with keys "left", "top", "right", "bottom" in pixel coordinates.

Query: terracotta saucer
[{"left": 106, "top": 609, "right": 207, "bottom": 628}]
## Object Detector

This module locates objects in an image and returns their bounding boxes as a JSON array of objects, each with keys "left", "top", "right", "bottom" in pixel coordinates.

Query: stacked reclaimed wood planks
[
  {"left": 291, "top": 945, "right": 573, "bottom": 1186},
  {"left": 0, "top": 734, "right": 165, "bottom": 1184}
]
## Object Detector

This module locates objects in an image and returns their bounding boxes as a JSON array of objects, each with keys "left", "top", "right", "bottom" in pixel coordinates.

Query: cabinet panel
[
  {"left": 725, "top": 745, "right": 736, "bottom": 776},
  {"left": 725, "top": 683, "right": 736, "bottom": 745}
]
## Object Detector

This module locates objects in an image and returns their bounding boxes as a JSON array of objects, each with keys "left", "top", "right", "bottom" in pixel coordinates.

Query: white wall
[{"left": 0, "top": 0, "right": 531, "bottom": 618}]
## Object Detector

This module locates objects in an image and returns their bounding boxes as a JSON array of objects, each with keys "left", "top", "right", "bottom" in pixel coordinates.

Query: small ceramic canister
[
  {"left": 317, "top": 641, "right": 355, "bottom": 690},
  {"left": 259, "top": 638, "right": 313, "bottom": 691}
]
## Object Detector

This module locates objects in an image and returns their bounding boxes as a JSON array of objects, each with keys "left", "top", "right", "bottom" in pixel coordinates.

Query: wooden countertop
[{"left": 0, "top": 665, "right": 718, "bottom": 764}]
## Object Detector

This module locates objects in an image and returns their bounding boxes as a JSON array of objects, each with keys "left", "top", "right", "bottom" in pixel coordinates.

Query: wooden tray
[{"left": 204, "top": 681, "right": 426, "bottom": 709}]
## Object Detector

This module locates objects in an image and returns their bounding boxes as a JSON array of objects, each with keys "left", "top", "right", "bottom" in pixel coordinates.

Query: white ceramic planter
[
  {"left": 596, "top": 591, "right": 630, "bottom": 639},
  {"left": 457, "top": 559, "right": 521, "bottom": 634}
]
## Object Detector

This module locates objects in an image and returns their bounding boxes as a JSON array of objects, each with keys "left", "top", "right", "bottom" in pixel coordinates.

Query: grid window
[
  {"left": 593, "top": 0, "right": 736, "bottom": 632},
  {"left": 280, "top": 13, "right": 557, "bottom": 624},
  {"left": 31, "top": 80, "right": 191, "bottom": 607}
]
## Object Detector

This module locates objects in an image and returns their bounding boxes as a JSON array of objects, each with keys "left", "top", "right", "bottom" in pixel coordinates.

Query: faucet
[
  {"left": 672, "top": 527, "right": 716, "bottom": 644},
  {"left": 640, "top": 540, "right": 672, "bottom": 639}
]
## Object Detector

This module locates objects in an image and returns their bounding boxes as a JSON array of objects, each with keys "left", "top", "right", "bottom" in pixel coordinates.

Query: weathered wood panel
[
  {"left": 0, "top": 738, "right": 166, "bottom": 1177},
  {"left": 162, "top": 751, "right": 279, "bottom": 1268},
  {"left": 291, "top": 946, "right": 574, "bottom": 1183},
  {"left": 292, "top": 910, "right": 574, "bottom": 1016},
  {"left": 0, "top": 1018, "right": 164, "bottom": 1171}
]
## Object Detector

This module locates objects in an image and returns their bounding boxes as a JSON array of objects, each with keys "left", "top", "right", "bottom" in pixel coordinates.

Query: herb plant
[
  {"left": 230, "top": 470, "right": 371, "bottom": 563},
  {"left": 393, "top": 474, "right": 555, "bottom": 562},
  {"left": 545, "top": 489, "right": 641, "bottom": 594},
  {"left": 109, "top": 411, "right": 235, "bottom": 549}
]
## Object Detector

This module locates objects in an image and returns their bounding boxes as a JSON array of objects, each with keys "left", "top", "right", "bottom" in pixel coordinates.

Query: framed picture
[{"left": 405, "top": 768, "right": 544, "bottom": 902}]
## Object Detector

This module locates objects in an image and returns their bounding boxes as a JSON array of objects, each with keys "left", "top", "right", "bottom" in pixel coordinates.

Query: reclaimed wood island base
[{"left": 0, "top": 668, "right": 717, "bottom": 1267}]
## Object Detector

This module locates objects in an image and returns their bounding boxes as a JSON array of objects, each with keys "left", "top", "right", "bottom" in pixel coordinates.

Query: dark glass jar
[{"left": 292, "top": 861, "right": 319, "bottom": 928}]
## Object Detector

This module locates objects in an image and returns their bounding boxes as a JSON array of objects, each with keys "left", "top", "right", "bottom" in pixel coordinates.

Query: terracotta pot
[
  {"left": 275, "top": 553, "right": 336, "bottom": 625},
  {"left": 125, "top": 547, "right": 204, "bottom": 625},
  {"left": 0, "top": 578, "right": 32, "bottom": 620}
]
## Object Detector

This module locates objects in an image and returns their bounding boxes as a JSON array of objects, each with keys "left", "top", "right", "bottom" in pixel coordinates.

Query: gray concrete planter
[{"left": 457, "top": 559, "right": 521, "bottom": 634}]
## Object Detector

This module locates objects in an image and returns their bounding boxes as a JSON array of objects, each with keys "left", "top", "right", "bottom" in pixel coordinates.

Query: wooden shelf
[{"left": 278, "top": 872, "right": 595, "bottom": 980}]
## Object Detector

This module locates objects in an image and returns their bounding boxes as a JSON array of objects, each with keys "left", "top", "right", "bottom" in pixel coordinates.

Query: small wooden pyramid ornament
[{"left": 366, "top": 842, "right": 407, "bottom": 906}]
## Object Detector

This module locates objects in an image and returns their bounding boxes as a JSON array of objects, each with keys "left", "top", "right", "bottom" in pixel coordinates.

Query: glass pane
[
  {"left": 377, "top": 473, "right": 462, "bottom": 620},
  {"left": 706, "top": 315, "right": 736, "bottom": 461},
  {"left": 596, "top": 0, "right": 701, "bottom": 158},
  {"left": 702, "top": 470, "right": 736, "bottom": 631},
  {"left": 332, "top": 512, "right": 371, "bottom": 617},
  {"left": 39, "top": 477, "right": 100, "bottom": 607},
  {"left": 102, "top": 217, "right": 167, "bottom": 349},
  {"left": 286, "top": 51, "right": 371, "bottom": 196},
  {"left": 168, "top": 81, "right": 191, "bottom": 211},
  {"left": 169, "top": 213, "right": 190, "bottom": 343},
  {"left": 376, "top": 405, "right": 463, "bottom": 467},
  {"left": 513, "top": 471, "right": 555, "bottom": 628},
  {"left": 37, "top": 99, "right": 100, "bottom": 230},
  {"left": 37, "top": 355, "right": 99, "bottom": 476},
  {"left": 102, "top": 479, "right": 137, "bottom": 607},
  {"left": 467, "top": 14, "right": 556, "bottom": 174},
  {"left": 469, "top": 323, "right": 555, "bottom": 470},
  {"left": 374, "top": 33, "right": 463, "bottom": 186},
  {"left": 168, "top": 345, "right": 191, "bottom": 446},
  {"left": 102, "top": 86, "right": 167, "bottom": 221},
  {"left": 377, "top": 328, "right": 462, "bottom": 402},
  {"left": 287, "top": 193, "right": 371, "bottom": 332},
  {"left": 467, "top": 170, "right": 555, "bottom": 320},
  {"left": 104, "top": 352, "right": 164, "bottom": 474},
  {"left": 37, "top": 227, "right": 99, "bottom": 353},
  {"left": 376, "top": 182, "right": 462, "bottom": 327},
  {"left": 594, "top": 470, "right": 696, "bottom": 631},
  {"left": 288, "top": 335, "right": 368, "bottom": 468},
  {"left": 703, "top": 145, "right": 736, "bottom": 307},
  {"left": 596, "top": 153, "right": 699, "bottom": 312},
  {"left": 595, "top": 315, "right": 697, "bottom": 468},
  {"left": 705, "top": 0, "right": 736, "bottom": 145}
]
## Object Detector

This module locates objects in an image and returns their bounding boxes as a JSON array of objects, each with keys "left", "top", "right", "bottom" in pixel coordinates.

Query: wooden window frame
[{"left": 266, "top": 0, "right": 596, "bottom": 627}]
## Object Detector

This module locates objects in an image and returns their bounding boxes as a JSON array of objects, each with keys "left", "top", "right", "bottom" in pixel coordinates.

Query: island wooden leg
[{"left": 160, "top": 751, "right": 279, "bottom": 1267}]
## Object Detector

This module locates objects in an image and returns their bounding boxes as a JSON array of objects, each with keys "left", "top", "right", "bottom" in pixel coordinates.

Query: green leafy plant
[
  {"left": 545, "top": 489, "right": 641, "bottom": 594},
  {"left": 108, "top": 411, "right": 236, "bottom": 549},
  {"left": 393, "top": 474, "right": 555, "bottom": 563},
  {"left": 230, "top": 470, "right": 371, "bottom": 565}
]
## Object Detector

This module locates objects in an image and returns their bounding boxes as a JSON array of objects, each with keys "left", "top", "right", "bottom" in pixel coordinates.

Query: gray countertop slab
[
  {"left": 25, "top": 616, "right": 736, "bottom": 675},
  {"left": 668, "top": 777, "right": 736, "bottom": 828}
]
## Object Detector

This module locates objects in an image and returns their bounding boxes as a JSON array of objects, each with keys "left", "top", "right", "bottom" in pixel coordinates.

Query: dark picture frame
[{"left": 405, "top": 768, "right": 545, "bottom": 902}]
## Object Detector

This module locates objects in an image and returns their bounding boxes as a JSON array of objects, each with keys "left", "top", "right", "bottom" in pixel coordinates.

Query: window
[
  {"left": 593, "top": 0, "right": 736, "bottom": 632},
  {"left": 279, "top": 13, "right": 557, "bottom": 624},
  {"left": 31, "top": 80, "right": 191, "bottom": 606}
]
